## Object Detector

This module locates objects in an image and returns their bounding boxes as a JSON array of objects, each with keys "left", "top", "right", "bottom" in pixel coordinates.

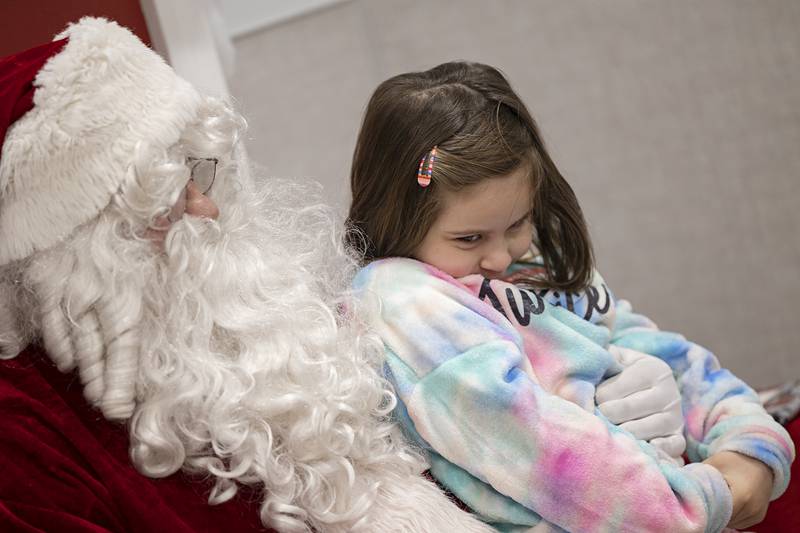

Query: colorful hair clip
[{"left": 417, "top": 146, "right": 437, "bottom": 188}]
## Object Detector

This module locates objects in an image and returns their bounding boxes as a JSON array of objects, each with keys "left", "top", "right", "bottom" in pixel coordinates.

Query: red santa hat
[{"left": 0, "top": 17, "right": 202, "bottom": 266}]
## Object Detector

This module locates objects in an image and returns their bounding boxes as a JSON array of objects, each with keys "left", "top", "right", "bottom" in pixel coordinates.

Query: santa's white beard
[{"left": 131, "top": 179, "right": 432, "bottom": 531}]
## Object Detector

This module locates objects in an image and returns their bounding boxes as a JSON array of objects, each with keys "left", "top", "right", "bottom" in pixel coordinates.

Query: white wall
[{"left": 217, "top": 0, "right": 346, "bottom": 37}]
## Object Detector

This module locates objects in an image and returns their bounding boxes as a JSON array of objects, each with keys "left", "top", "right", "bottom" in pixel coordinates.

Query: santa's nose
[{"left": 185, "top": 180, "right": 220, "bottom": 220}]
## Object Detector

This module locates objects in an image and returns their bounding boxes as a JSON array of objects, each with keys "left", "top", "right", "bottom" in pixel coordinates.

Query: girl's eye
[{"left": 456, "top": 234, "right": 481, "bottom": 243}]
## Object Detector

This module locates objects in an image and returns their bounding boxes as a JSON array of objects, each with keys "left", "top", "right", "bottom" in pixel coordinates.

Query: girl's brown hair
[{"left": 346, "top": 61, "right": 594, "bottom": 291}]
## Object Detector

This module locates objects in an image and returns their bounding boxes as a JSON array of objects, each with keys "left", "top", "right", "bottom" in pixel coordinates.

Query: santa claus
[{"left": 0, "top": 17, "right": 492, "bottom": 532}]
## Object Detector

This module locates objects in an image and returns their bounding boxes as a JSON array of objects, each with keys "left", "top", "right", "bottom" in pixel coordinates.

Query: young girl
[{"left": 346, "top": 61, "right": 794, "bottom": 532}]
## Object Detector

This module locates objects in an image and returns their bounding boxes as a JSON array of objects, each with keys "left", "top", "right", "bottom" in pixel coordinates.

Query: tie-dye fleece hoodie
[{"left": 353, "top": 257, "right": 794, "bottom": 533}]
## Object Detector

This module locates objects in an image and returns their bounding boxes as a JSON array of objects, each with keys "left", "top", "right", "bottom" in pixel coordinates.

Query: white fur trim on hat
[{"left": 0, "top": 17, "right": 202, "bottom": 265}]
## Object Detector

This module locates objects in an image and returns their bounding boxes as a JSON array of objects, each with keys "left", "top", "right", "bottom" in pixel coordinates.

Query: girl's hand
[
  {"left": 703, "top": 451, "right": 774, "bottom": 529},
  {"left": 596, "top": 346, "right": 686, "bottom": 459}
]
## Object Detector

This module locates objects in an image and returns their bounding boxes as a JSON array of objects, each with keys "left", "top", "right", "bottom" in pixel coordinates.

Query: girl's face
[{"left": 413, "top": 165, "right": 534, "bottom": 279}]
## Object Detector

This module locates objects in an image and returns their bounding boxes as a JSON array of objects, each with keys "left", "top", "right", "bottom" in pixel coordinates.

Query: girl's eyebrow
[
  {"left": 444, "top": 212, "right": 531, "bottom": 236},
  {"left": 442, "top": 222, "right": 488, "bottom": 235},
  {"left": 444, "top": 229, "right": 484, "bottom": 236}
]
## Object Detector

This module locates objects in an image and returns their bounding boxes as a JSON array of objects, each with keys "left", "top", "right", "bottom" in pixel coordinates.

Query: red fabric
[
  {"left": 0, "top": 38, "right": 68, "bottom": 146},
  {"left": 0, "top": 346, "right": 272, "bottom": 532}
]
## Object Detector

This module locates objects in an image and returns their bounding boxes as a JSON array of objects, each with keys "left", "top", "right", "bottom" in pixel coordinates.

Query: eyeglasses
[
  {"left": 187, "top": 157, "right": 218, "bottom": 195},
  {"left": 164, "top": 157, "right": 219, "bottom": 224}
]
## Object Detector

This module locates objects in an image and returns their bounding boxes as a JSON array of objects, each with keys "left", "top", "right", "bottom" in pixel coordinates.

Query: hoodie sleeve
[
  {"left": 354, "top": 258, "right": 733, "bottom": 533},
  {"left": 610, "top": 299, "right": 795, "bottom": 500}
]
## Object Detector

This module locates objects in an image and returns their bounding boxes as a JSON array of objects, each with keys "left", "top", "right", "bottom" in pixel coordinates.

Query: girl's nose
[
  {"left": 185, "top": 180, "right": 220, "bottom": 220},
  {"left": 480, "top": 246, "right": 513, "bottom": 277}
]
